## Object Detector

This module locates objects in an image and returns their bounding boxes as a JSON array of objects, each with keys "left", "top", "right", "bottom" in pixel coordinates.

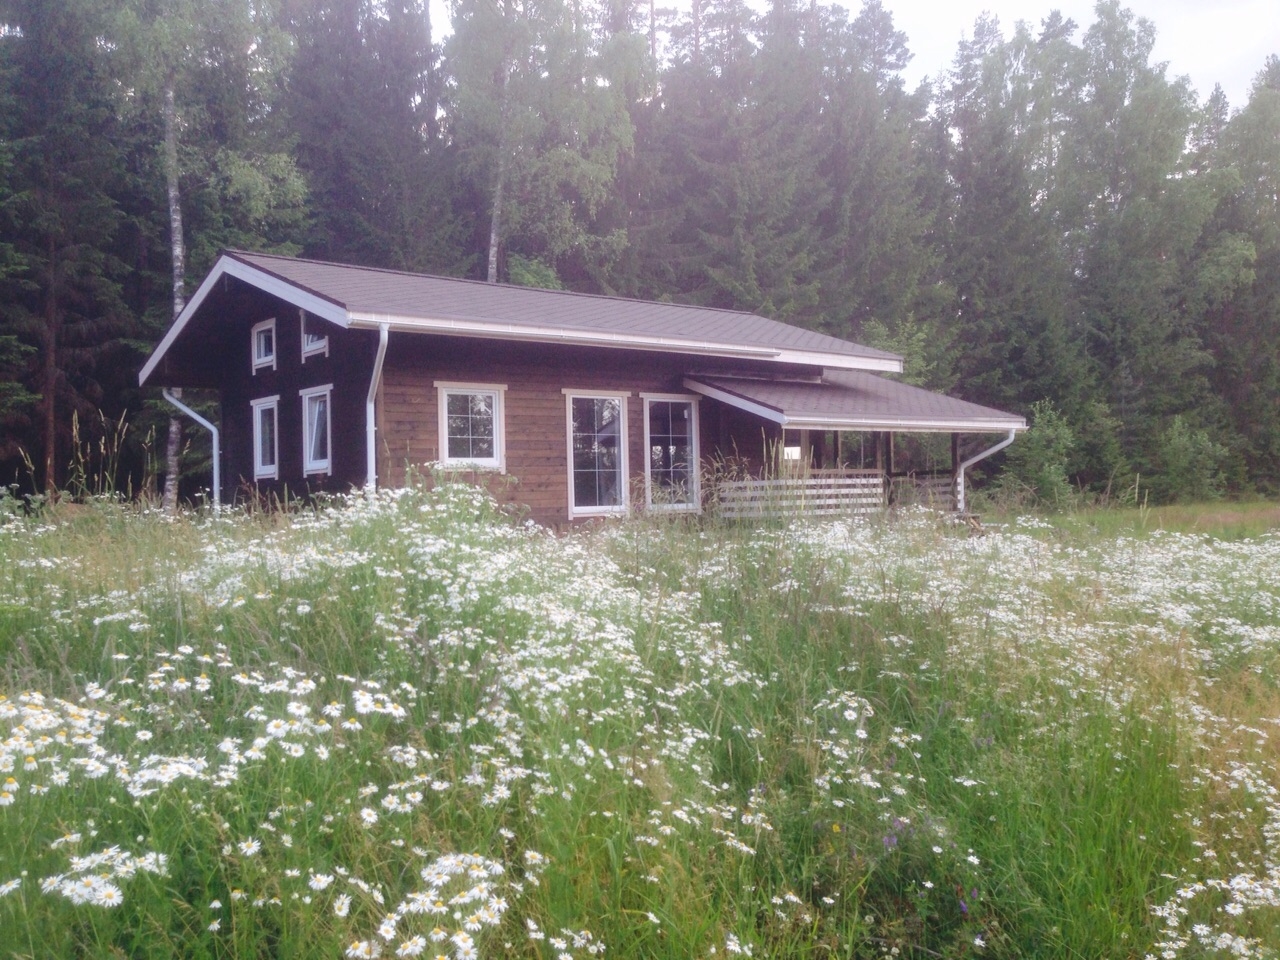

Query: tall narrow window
[
  {"left": 643, "top": 396, "right": 699, "bottom": 511},
  {"left": 436, "top": 383, "right": 505, "bottom": 471},
  {"left": 566, "top": 392, "right": 628, "bottom": 516},
  {"left": 251, "top": 318, "right": 276, "bottom": 373},
  {"left": 251, "top": 396, "right": 279, "bottom": 480},
  {"left": 301, "top": 311, "right": 328, "bottom": 361},
  {"left": 300, "top": 384, "right": 332, "bottom": 475}
]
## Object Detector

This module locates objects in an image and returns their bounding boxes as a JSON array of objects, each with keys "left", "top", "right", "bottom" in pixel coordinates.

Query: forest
[{"left": 0, "top": 0, "right": 1277, "bottom": 502}]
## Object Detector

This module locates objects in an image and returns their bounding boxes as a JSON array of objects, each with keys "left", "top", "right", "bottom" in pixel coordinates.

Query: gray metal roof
[
  {"left": 685, "top": 371, "right": 1027, "bottom": 433},
  {"left": 225, "top": 251, "right": 902, "bottom": 369}
]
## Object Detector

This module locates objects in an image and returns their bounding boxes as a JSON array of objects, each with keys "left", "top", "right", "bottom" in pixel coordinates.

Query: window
[
  {"left": 301, "top": 311, "right": 328, "bottom": 361},
  {"left": 436, "top": 383, "right": 505, "bottom": 471},
  {"left": 300, "top": 384, "right": 332, "bottom": 475},
  {"left": 566, "top": 392, "right": 628, "bottom": 517},
  {"left": 643, "top": 396, "right": 699, "bottom": 511},
  {"left": 251, "top": 318, "right": 276, "bottom": 372},
  {"left": 250, "top": 396, "right": 279, "bottom": 480}
]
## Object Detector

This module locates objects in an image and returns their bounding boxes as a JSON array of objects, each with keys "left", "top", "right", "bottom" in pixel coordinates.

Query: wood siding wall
[
  {"left": 212, "top": 286, "right": 378, "bottom": 500},
  {"left": 378, "top": 336, "right": 794, "bottom": 526}
]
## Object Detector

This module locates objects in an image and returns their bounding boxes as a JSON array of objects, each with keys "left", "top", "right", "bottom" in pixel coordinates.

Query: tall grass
[{"left": 1, "top": 488, "right": 1278, "bottom": 958}]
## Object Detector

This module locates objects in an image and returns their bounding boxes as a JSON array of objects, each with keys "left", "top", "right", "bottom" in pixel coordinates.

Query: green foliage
[
  {"left": 996, "top": 400, "right": 1077, "bottom": 508},
  {"left": 4, "top": 489, "right": 1279, "bottom": 957},
  {"left": 1148, "top": 415, "right": 1228, "bottom": 504},
  {"left": 506, "top": 254, "right": 563, "bottom": 290}
]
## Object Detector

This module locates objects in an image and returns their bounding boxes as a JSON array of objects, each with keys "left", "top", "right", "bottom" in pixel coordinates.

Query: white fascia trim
[
  {"left": 682, "top": 379, "right": 787, "bottom": 424},
  {"left": 349, "top": 312, "right": 901, "bottom": 372},
  {"left": 783, "top": 417, "right": 1028, "bottom": 433},
  {"left": 139, "top": 255, "right": 350, "bottom": 386},
  {"left": 781, "top": 351, "right": 903, "bottom": 373}
]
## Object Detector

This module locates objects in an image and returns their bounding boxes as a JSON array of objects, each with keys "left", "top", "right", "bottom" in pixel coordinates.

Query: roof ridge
[{"left": 224, "top": 248, "right": 791, "bottom": 321}]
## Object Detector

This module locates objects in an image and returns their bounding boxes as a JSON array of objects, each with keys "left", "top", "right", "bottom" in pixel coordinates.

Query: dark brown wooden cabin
[{"left": 140, "top": 251, "right": 1026, "bottom": 523}]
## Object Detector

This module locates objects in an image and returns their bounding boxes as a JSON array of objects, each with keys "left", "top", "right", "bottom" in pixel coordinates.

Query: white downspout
[
  {"left": 162, "top": 388, "right": 220, "bottom": 511},
  {"left": 365, "top": 323, "right": 390, "bottom": 490},
  {"left": 955, "top": 428, "right": 1018, "bottom": 513}
]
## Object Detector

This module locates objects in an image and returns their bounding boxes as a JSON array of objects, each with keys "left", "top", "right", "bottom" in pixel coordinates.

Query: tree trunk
[
  {"left": 42, "top": 238, "right": 59, "bottom": 496},
  {"left": 162, "top": 83, "right": 186, "bottom": 513},
  {"left": 487, "top": 150, "right": 506, "bottom": 283}
]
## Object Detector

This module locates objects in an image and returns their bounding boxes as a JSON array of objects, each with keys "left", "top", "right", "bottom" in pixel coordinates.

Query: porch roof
[{"left": 683, "top": 371, "right": 1027, "bottom": 433}]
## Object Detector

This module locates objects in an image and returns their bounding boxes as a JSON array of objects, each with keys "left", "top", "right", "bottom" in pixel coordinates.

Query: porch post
[{"left": 951, "top": 433, "right": 960, "bottom": 510}]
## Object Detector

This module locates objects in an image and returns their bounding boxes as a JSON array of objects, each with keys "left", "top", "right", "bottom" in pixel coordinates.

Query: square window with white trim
[
  {"left": 300, "top": 384, "right": 332, "bottom": 475},
  {"left": 250, "top": 396, "right": 279, "bottom": 480},
  {"left": 567, "top": 392, "right": 629, "bottom": 516},
  {"left": 644, "top": 396, "right": 700, "bottom": 511},
  {"left": 437, "top": 383, "right": 505, "bottom": 470},
  {"left": 301, "top": 311, "right": 329, "bottom": 361},
  {"left": 251, "top": 318, "right": 276, "bottom": 372}
]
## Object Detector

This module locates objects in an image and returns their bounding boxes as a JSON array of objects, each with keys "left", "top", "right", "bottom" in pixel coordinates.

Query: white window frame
[
  {"left": 300, "top": 384, "right": 333, "bottom": 476},
  {"left": 564, "top": 390, "right": 630, "bottom": 518},
  {"left": 301, "top": 309, "right": 329, "bottom": 362},
  {"left": 642, "top": 394, "right": 701, "bottom": 513},
  {"left": 250, "top": 395, "right": 279, "bottom": 480},
  {"left": 436, "top": 382, "right": 506, "bottom": 472},
  {"left": 251, "top": 318, "right": 277, "bottom": 373}
]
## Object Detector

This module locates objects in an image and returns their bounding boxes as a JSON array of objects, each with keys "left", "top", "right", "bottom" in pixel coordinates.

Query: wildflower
[
  {"left": 209, "top": 920, "right": 221, "bottom": 932},
  {"left": 334, "top": 893, "right": 352, "bottom": 917},
  {"left": 238, "top": 838, "right": 261, "bottom": 857},
  {"left": 309, "top": 873, "right": 335, "bottom": 891},
  {"left": 360, "top": 807, "right": 378, "bottom": 827},
  {"left": 378, "top": 914, "right": 398, "bottom": 940},
  {"left": 94, "top": 883, "right": 125, "bottom": 907},
  {"left": 346, "top": 941, "right": 380, "bottom": 958},
  {"left": 397, "top": 937, "right": 427, "bottom": 957}
]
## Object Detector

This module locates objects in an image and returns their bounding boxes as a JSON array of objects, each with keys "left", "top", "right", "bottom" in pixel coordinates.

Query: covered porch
[{"left": 684, "top": 370, "right": 1027, "bottom": 518}]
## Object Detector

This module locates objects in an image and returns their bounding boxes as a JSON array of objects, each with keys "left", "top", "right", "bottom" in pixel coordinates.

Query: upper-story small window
[
  {"left": 301, "top": 310, "right": 329, "bottom": 361},
  {"left": 252, "top": 318, "right": 277, "bottom": 373}
]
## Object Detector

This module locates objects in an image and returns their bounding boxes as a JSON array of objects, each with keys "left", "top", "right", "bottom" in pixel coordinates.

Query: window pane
[
  {"left": 256, "top": 327, "right": 274, "bottom": 360},
  {"left": 648, "top": 401, "right": 693, "bottom": 505},
  {"left": 571, "top": 397, "right": 622, "bottom": 508},
  {"left": 308, "top": 395, "right": 329, "bottom": 463},
  {"left": 445, "top": 391, "right": 495, "bottom": 461},
  {"left": 259, "top": 406, "right": 276, "bottom": 467}
]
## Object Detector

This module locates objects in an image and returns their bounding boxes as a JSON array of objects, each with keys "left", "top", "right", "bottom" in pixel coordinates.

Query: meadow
[{"left": 1, "top": 483, "right": 1279, "bottom": 959}]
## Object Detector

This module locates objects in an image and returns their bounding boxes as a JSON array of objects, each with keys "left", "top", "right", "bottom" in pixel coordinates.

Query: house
[{"left": 139, "top": 251, "right": 1026, "bottom": 522}]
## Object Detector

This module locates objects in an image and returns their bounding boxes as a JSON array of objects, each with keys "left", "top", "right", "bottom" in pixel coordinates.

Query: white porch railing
[
  {"left": 890, "top": 473, "right": 957, "bottom": 510},
  {"left": 714, "top": 469, "right": 887, "bottom": 519}
]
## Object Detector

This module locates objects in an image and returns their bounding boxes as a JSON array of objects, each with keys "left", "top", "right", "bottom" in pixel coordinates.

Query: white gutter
[
  {"left": 351, "top": 313, "right": 903, "bottom": 373},
  {"left": 162, "top": 388, "right": 220, "bottom": 511},
  {"left": 955, "top": 428, "right": 1018, "bottom": 513},
  {"left": 365, "top": 323, "right": 390, "bottom": 490}
]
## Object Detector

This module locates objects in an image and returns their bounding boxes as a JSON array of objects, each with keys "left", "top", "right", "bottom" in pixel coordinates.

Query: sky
[
  {"left": 886, "top": 0, "right": 1278, "bottom": 110},
  {"left": 427, "top": 0, "right": 1278, "bottom": 111}
]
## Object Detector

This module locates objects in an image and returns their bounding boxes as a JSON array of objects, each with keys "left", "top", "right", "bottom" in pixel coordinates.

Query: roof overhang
[
  {"left": 140, "top": 253, "right": 905, "bottom": 386},
  {"left": 684, "top": 377, "right": 1028, "bottom": 434},
  {"left": 345, "top": 312, "right": 902, "bottom": 371}
]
